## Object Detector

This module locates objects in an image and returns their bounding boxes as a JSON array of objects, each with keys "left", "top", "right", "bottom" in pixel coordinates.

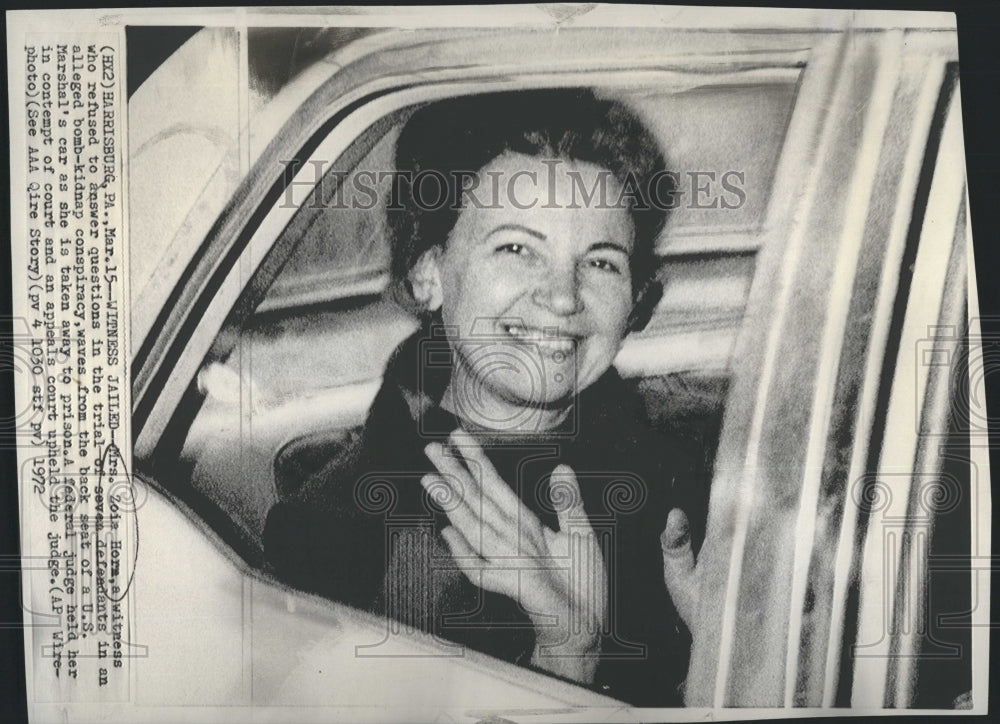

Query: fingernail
[
  {"left": 661, "top": 527, "right": 691, "bottom": 550},
  {"left": 668, "top": 509, "right": 689, "bottom": 531}
]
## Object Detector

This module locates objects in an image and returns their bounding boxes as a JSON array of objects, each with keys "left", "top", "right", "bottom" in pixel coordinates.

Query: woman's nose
[{"left": 532, "top": 265, "right": 583, "bottom": 316}]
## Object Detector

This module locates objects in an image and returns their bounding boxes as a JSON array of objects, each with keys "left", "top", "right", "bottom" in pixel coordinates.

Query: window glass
[
  {"left": 259, "top": 127, "right": 400, "bottom": 313},
  {"left": 623, "top": 82, "right": 799, "bottom": 236}
]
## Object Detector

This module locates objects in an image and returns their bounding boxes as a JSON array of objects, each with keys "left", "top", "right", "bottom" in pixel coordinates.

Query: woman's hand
[
  {"left": 660, "top": 508, "right": 699, "bottom": 638},
  {"left": 422, "top": 429, "right": 606, "bottom": 684}
]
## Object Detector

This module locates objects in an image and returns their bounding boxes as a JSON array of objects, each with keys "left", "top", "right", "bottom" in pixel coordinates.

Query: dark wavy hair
[{"left": 388, "top": 89, "right": 671, "bottom": 325}]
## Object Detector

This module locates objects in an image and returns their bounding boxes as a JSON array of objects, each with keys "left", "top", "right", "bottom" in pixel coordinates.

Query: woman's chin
[
  {"left": 490, "top": 371, "right": 577, "bottom": 404},
  {"left": 447, "top": 381, "right": 576, "bottom": 430}
]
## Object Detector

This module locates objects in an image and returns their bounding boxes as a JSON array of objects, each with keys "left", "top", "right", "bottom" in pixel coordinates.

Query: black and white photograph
[{"left": 5, "top": 5, "right": 991, "bottom": 721}]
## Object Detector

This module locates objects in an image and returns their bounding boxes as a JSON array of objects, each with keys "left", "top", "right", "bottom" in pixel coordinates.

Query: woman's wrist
[{"left": 530, "top": 630, "right": 601, "bottom": 684}]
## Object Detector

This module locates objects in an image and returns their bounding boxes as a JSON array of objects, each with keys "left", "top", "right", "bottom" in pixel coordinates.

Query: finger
[
  {"left": 440, "top": 524, "right": 480, "bottom": 563},
  {"left": 424, "top": 442, "right": 513, "bottom": 540},
  {"left": 426, "top": 436, "right": 521, "bottom": 540},
  {"left": 550, "top": 464, "right": 588, "bottom": 534},
  {"left": 424, "top": 440, "right": 479, "bottom": 499},
  {"left": 661, "top": 508, "right": 697, "bottom": 629},
  {"left": 440, "top": 526, "right": 487, "bottom": 587},
  {"left": 441, "top": 526, "right": 515, "bottom": 599},
  {"left": 447, "top": 429, "right": 522, "bottom": 516},
  {"left": 570, "top": 528, "right": 607, "bottom": 634},
  {"left": 424, "top": 441, "right": 491, "bottom": 519},
  {"left": 660, "top": 508, "right": 693, "bottom": 562},
  {"left": 420, "top": 473, "right": 493, "bottom": 554}
]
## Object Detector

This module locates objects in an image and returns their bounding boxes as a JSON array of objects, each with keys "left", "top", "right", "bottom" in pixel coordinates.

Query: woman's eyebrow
[
  {"left": 484, "top": 224, "right": 547, "bottom": 241},
  {"left": 589, "top": 241, "right": 631, "bottom": 255}
]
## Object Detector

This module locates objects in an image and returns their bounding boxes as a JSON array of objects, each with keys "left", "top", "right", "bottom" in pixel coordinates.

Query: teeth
[{"left": 502, "top": 324, "right": 576, "bottom": 354}]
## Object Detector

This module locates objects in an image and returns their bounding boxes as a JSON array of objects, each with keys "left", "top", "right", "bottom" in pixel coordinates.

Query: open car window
[{"left": 142, "top": 75, "right": 802, "bottom": 561}]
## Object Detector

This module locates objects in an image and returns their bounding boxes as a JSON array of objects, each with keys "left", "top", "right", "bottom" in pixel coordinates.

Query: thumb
[
  {"left": 661, "top": 508, "right": 692, "bottom": 556},
  {"left": 661, "top": 508, "right": 697, "bottom": 629},
  {"left": 550, "top": 464, "right": 586, "bottom": 533}
]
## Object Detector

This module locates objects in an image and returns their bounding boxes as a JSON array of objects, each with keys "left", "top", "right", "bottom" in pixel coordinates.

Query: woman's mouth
[{"left": 500, "top": 322, "right": 580, "bottom": 356}]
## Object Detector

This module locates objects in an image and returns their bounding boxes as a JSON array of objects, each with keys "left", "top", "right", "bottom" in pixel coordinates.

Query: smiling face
[{"left": 414, "top": 152, "right": 636, "bottom": 429}]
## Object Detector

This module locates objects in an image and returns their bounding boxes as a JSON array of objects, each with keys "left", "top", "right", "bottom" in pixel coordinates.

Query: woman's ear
[
  {"left": 409, "top": 246, "right": 444, "bottom": 312},
  {"left": 627, "top": 279, "right": 664, "bottom": 333}
]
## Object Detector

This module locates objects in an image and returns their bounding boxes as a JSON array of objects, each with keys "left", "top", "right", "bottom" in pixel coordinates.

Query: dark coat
[{"left": 263, "top": 322, "right": 698, "bottom": 706}]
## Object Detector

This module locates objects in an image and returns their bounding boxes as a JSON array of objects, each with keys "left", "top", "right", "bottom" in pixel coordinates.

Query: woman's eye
[
  {"left": 588, "top": 258, "right": 622, "bottom": 274},
  {"left": 496, "top": 243, "right": 530, "bottom": 256}
]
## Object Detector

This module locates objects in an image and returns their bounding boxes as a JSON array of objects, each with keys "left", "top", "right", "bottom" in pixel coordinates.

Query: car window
[
  {"left": 258, "top": 125, "right": 399, "bottom": 314},
  {"left": 144, "top": 78, "right": 798, "bottom": 560}
]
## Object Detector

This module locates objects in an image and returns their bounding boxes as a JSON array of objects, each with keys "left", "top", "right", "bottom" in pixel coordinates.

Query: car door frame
[{"left": 683, "top": 25, "right": 971, "bottom": 710}]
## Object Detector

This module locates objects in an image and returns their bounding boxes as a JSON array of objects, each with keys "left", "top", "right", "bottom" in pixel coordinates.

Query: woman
[{"left": 264, "top": 89, "right": 702, "bottom": 706}]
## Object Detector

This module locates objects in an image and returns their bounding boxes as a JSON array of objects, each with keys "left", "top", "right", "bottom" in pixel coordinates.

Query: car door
[{"left": 683, "top": 27, "right": 975, "bottom": 709}]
